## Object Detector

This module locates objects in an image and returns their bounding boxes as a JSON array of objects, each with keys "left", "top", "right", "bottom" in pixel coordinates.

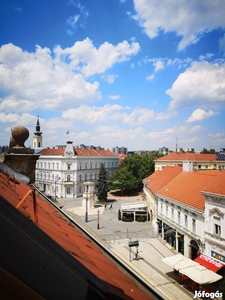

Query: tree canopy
[
  {"left": 200, "top": 148, "right": 216, "bottom": 154},
  {"left": 108, "top": 152, "right": 164, "bottom": 193}
]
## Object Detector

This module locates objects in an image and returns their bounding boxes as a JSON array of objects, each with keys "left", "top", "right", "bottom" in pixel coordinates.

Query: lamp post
[
  {"left": 97, "top": 209, "right": 100, "bottom": 229},
  {"left": 85, "top": 185, "right": 88, "bottom": 222}
]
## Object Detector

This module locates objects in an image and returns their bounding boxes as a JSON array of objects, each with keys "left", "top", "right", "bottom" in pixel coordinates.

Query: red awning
[{"left": 194, "top": 254, "right": 225, "bottom": 272}]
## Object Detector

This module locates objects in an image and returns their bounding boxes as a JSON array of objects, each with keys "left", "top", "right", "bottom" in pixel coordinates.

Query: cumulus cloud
[
  {"left": 0, "top": 40, "right": 139, "bottom": 112},
  {"left": 186, "top": 108, "right": 218, "bottom": 123},
  {"left": 62, "top": 104, "right": 176, "bottom": 125},
  {"left": 55, "top": 38, "right": 140, "bottom": 77},
  {"left": 167, "top": 61, "right": 225, "bottom": 110},
  {"left": 133, "top": 0, "right": 225, "bottom": 50}
]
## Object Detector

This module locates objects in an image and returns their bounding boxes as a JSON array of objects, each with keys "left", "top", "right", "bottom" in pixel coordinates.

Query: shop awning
[{"left": 194, "top": 254, "right": 225, "bottom": 272}]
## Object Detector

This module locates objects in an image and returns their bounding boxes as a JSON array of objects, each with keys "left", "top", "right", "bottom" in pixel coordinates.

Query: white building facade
[
  {"left": 35, "top": 141, "right": 119, "bottom": 199},
  {"left": 203, "top": 173, "right": 225, "bottom": 265},
  {"left": 157, "top": 196, "right": 204, "bottom": 259}
]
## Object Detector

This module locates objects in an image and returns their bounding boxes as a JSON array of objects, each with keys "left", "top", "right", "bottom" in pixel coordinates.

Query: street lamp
[
  {"left": 85, "top": 185, "right": 88, "bottom": 222},
  {"left": 97, "top": 209, "right": 100, "bottom": 229}
]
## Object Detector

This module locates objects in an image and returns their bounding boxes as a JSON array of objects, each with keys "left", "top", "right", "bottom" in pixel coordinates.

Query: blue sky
[{"left": 0, "top": 0, "right": 225, "bottom": 152}]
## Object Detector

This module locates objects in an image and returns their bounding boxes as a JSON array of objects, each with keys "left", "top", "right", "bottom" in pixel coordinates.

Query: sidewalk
[{"left": 57, "top": 196, "right": 197, "bottom": 300}]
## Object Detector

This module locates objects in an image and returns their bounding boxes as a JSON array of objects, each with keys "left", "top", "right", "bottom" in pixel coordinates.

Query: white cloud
[
  {"left": 54, "top": 38, "right": 140, "bottom": 77},
  {"left": 153, "top": 60, "right": 164, "bottom": 72},
  {"left": 66, "top": 1, "right": 89, "bottom": 35},
  {"left": 62, "top": 104, "right": 176, "bottom": 126},
  {"left": 133, "top": 0, "right": 225, "bottom": 50},
  {"left": 0, "top": 97, "right": 34, "bottom": 113},
  {"left": 146, "top": 74, "right": 154, "bottom": 81},
  {"left": 108, "top": 95, "right": 121, "bottom": 100},
  {"left": 167, "top": 61, "right": 225, "bottom": 110},
  {"left": 199, "top": 53, "right": 214, "bottom": 61},
  {"left": 186, "top": 108, "right": 218, "bottom": 123},
  {"left": 0, "top": 40, "right": 139, "bottom": 112},
  {"left": 189, "top": 125, "right": 202, "bottom": 133},
  {"left": 62, "top": 104, "right": 125, "bottom": 123},
  {"left": 101, "top": 74, "right": 118, "bottom": 83}
]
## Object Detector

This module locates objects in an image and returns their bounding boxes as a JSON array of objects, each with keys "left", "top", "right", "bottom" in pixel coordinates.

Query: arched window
[{"left": 67, "top": 175, "right": 71, "bottom": 182}]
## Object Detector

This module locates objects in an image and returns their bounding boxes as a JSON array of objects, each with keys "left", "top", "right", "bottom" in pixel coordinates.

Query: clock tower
[{"left": 33, "top": 116, "right": 43, "bottom": 148}]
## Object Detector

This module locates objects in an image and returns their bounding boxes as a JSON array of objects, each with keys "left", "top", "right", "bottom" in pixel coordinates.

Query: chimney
[{"left": 4, "top": 126, "right": 39, "bottom": 184}]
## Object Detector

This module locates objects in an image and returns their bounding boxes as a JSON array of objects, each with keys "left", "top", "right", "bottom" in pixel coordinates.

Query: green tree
[
  {"left": 109, "top": 152, "right": 164, "bottom": 193},
  {"left": 96, "top": 163, "right": 108, "bottom": 202},
  {"left": 200, "top": 148, "right": 216, "bottom": 154},
  {"left": 109, "top": 167, "right": 139, "bottom": 192}
]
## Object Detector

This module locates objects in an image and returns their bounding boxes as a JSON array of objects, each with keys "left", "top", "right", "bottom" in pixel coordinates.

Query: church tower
[{"left": 33, "top": 116, "right": 43, "bottom": 148}]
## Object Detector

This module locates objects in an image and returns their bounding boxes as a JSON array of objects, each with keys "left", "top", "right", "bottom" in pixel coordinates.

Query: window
[
  {"left": 66, "top": 187, "right": 70, "bottom": 194},
  {"left": 95, "top": 162, "right": 98, "bottom": 169},
  {"left": 79, "top": 174, "right": 82, "bottom": 182},
  {"left": 85, "top": 163, "right": 88, "bottom": 169},
  {"left": 108, "top": 162, "right": 110, "bottom": 167},
  {"left": 52, "top": 163, "right": 55, "bottom": 169},
  {"left": 57, "top": 163, "right": 59, "bottom": 170},
  {"left": 90, "top": 174, "right": 92, "bottom": 180},
  {"left": 166, "top": 205, "right": 168, "bottom": 217},
  {"left": 85, "top": 174, "right": 87, "bottom": 181},
  {"left": 185, "top": 215, "right": 188, "bottom": 227},
  {"left": 160, "top": 203, "right": 163, "bottom": 214},
  {"left": 80, "top": 163, "right": 82, "bottom": 170},
  {"left": 67, "top": 175, "right": 71, "bottom": 182},
  {"left": 48, "top": 163, "right": 50, "bottom": 169},
  {"left": 171, "top": 208, "right": 174, "bottom": 220},
  {"left": 214, "top": 224, "right": 221, "bottom": 235},
  {"left": 205, "top": 165, "right": 208, "bottom": 169},
  {"left": 198, "top": 165, "right": 201, "bottom": 169},
  {"left": 90, "top": 163, "right": 92, "bottom": 169},
  {"left": 67, "top": 164, "right": 71, "bottom": 170},
  {"left": 178, "top": 211, "right": 181, "bottom": 224},
  {"left": 192, "top": 218, "right": 196, "bottom": 233}
]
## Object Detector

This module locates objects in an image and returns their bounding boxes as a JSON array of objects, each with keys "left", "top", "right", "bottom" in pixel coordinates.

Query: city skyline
[{"left": 0, "top": 0, "right": 225, "bottom": 151}]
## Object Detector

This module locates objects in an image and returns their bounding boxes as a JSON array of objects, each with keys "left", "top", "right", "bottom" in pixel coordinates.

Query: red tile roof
[
  {"left": 38, "top": 148, "right": 64, "bottom": 155},
  {"left": 155, "top": 152, "right": 217, "bottom": 162},
  {"left": 145, "top": 166, "right": 183, "bottom": 194},
  {"left": 39, "top": 148, "right": 117, "bottom": 157},
  {"left": 202, "top": 170, "right": 225, "bottom": 196},
  {"left": 0, "top": 171, "right": 151, "bottom": 300},
  {"left": 157, "top": 170, "right": 220, "bottom": 211}
]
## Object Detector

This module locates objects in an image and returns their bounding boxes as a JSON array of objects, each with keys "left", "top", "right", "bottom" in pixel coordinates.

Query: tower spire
[{"left": 33, "top": 115, "right": 43, "bottom": 148}]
